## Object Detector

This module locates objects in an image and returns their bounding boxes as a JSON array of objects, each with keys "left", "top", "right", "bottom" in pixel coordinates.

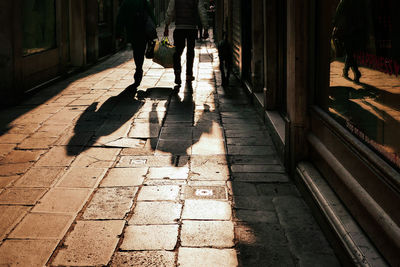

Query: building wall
[{"left": 216, "top": 0, "right": 400, "bottom": 265}]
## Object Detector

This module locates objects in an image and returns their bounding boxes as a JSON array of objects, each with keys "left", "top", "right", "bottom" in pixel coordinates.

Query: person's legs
[
  {"left": 173, "top": 29, "right": 186, "bottom": 85},
  {"left": 186, "top": 29, "right": 197, "bottom": 80},
  {"left": 132, "top": 39, "right": 147, "bottom": 86}
]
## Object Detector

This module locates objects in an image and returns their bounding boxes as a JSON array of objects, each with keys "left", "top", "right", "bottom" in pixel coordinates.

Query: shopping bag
[{"left": 153, "top": 38, "right": 175, "bottom": 68}]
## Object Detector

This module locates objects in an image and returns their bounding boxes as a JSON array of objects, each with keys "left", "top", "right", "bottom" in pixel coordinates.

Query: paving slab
[
  {"left": 82, "top": 187, "right": 137, "bottom": 219},
  {"left": 129, "top": 201, "right": 182, "bottom": 225},
  {"left": 0, "top": 162, "right": 33, "bottom": 176},
  {"left": 0, "top": 150, "right": 46, "bottom": 164},
  {"left": 231, "top": 164, "right": 285, "bottom": 173},
  {"left": 178, "top": 248, "right": 238, "bottom": 267},
  {"left": 235, "top": 210, "right": 278, "bottom": 223},
  {"left": 183, "top": 185, "right": 228, "bottom": 200},
  {"left": 71, "top": 147, "right": 120, "bottom": 168},
  {"left": 52, "top": 220, "right": 125, "bottom": 266},
  {"left": 100, "top": 167, "right": 147, "bottom": 187},
  {"left": 233, "top": 173, "right": 289, "bottom": 183},
  {"left": 180, "top": 221, "right": 235, "bottom": 248},
  {"left": 0, "top": 175, "right": 20, "bottom": 188},
  {"left": 117, "top": 155, "right": 176, "bottom": 167},
  {"left": 32, "top": 188, "right": 92, "bottom": 213},
  {"left": 233, "top": 196, "right": 274, "bottom": 211},
  {"left": 0, "top": 206, "right": 30, "bottom": 240},
  {"left": 14, "top": 167, "right": 65, "bottom": 187},
  {"left": 147, "top": 166, "right": 189, "bottom": 180},
  {"left": 137, "top": 185, "right": 180, "bottom": 201},
  {"left": 111, "top": 251, "right": 176, "bottom": 267},
  {"left": 121, "top": 225, "right": 179, "bottom": 250},
  {"left": 35, "top": 147, "right": 76, "bottom": 167},
  {"left": 9, "top": 212, "right": 74, "bottom": 239},
  {"left": 0, "top": 188, "right": 46, "bottom": 205},
  {"left": 55, "top": 167, "right": 107, "bottom": 188},
  {"left": 182, "top": 200, "right": 231, "bottom": 220},
  {"left": 0, "top": 239, "right": 59, "bottom": 267}
]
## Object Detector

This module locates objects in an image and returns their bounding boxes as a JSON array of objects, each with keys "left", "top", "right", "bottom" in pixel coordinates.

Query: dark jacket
[{"left": 116, "top": 0, "right": 155, "bottom": 43}]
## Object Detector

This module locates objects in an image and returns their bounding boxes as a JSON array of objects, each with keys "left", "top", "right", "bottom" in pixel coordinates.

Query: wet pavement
[{"left": 0, "top": 35, "right": 340, "bottom": 266}]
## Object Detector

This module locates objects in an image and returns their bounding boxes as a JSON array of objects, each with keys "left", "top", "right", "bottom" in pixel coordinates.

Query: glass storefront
[
  {"left": 22, "top": 0, "right": 56, "bottom": 56},
  {"left": 327, "top": 0, "right": 400, "bottom": 169}
]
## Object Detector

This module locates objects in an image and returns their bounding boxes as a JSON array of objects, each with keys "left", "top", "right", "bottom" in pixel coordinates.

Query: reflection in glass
[
  {"left": 22, "top": 0, "right": 56, "bottom": 56},
  {"left": 328, "top": 0, "right": 400, "bottom": 169}
]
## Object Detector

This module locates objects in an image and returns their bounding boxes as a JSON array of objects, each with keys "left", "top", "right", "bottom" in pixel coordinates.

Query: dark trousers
[
  {"left": 131, "top": 39, "right": 147, "bottom": 83},
  {"left": 173, "top": 29, "right": 197, "bottom": 76}
]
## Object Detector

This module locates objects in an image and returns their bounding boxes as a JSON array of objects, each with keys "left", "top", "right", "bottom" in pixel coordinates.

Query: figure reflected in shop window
[{"left": 332, "top": 0, "right": 373, "bottom": 83}]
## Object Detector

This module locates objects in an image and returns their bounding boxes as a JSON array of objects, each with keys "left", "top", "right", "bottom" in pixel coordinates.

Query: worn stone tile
[
  {"left": 121, "top": 225, "right": 178, "bottom": 250},
  {"left": 236, "top": 244, "right": 295, "bottom": 267},
  {"left": 9, "top": 213, "right": 74, "bottom": 239},
  {"left": 52, "top": 220, "right": 125, "bottom": 266},
  {"left": 233, "top": 196, "right": 274, "bottom": 211},
  {"left": 71, "top": 147, "right": 120, "bottom": 168},
  {"left": 101, "top": 167, "right": 147, "bottom": 187},
  {"left": 0, "top": 144, "right": 15, "bottom": 158},
  {"left": 190, "top": 155, "right": 229, "bottom": 181},
  {"left": 182, "top": 200, "right": 231, "bottom": 220},
  {"left": 230, "top": 182, "right": 258, "bottom": 196},
  {"left": 129, "top": 202, "right": 182, "bottom": 225},
  {"left": 82, "top": 187, "right": 137, "bottom": 219},
  {"left": 17, "top": 137, "right": 59, "bottom": 149},
  {"left": 188, "top": 180, "right": 227, "bottom": 187},
  {"left": 0, "top": 175, "right": 20, "bottom": 188},
  {"left": 0, "top": 150, "right": 45, "bottom": 164},
  {"left": 235, "top": 223, "right": 289, "bottom": 247},
  {"left": 229, "top": 155, "right": 281, "bottom": 165},
  {"left": 56, "top": 167, "right": 107, "bottom": 188},
  {"left": 118, "top": 139, "right": 156, "bottom": 156},
  {"left": 13, "top": 167, "right": 64, "bottom": 187},
  {"left": 192, "top": 138, "right": 226, "bottom": 155},
  {"left": 156, "top": 140, "right": 192, "bottom": 155},
  {"left": 227, "top": 146, "right": 275, "bottom": 156},
  {"left": 178, "top": 248, "right": 238, "bottom": 267},
  {"left": 0, "top": 206, "right": 30, "bottom": 240},
  {"left": 235, "top": 210, "right": 278, "bottom": 223},
  {"left": 56, "top": 131, "right": 93, "bottom": 146},
  {"left": 137, "top": 185, "right": 180, "bottom": 201},
  {"left": 148, "top": 167, "right": 189, "bottom": 180},
  {"left": 273, "top": 196, "right": 337, "bottom": 257},
  {"left": 183, "top": 186, "right": 228, "bottom": 200},
  {"left": 181, "top": 221, "right": 234, "bottom": 248},
  {"left": 34, "top": 124, "right": 70, "bottom": 138},
  {"left": 224, "top": 131, "right": 267, "bottom": 139},
  {"left": 35, "top": 147, "right": 76, "bottom": 167},
  {"left": 231, "top": 164, "right": 285, "bottom": 173},
  {"left": 32, "top": 188, "right": 92, "bottom": 213},
  {"left": 0, "top": 188, "right": 46, "bottom": 205},
  {"left": 0, "top": 239, "right": 58, "bottom": 267},
  {"left": 117, "top": 155, "right": 176, "bottom": 167},
  {"left": 111, "top": 251, "right": 176, "bottom": 267},
  {"left": 257, "top": 184, "right": 300, "bottom": 197},
  {"left": 128, "top": 123, "right": 161, "bottom": 138},
  {"left": 99, "top": 137, "right": 146, "bottom": 148},
  {"left": 0, "top": 162, "right": 33, "bottom": 176},
  {"left": 233, "top": 173, "right": 289, "bottom": 183},
  {"left": 0, "top": 133, "right": 27, "bottom": 144}
]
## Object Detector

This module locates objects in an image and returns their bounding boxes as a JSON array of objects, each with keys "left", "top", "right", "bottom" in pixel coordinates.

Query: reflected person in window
[{"left": 333, "top": 0, "right": 372, "bottom": 83}]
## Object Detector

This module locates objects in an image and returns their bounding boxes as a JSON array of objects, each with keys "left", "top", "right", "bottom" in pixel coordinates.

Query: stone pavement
[{"left": 0, "top": 37, "right": 340, "bottom": 266}]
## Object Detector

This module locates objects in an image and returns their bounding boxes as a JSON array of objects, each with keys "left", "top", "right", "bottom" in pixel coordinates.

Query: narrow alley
[{"left": 0, "top": 34, "right": 340, "bottom": 266}]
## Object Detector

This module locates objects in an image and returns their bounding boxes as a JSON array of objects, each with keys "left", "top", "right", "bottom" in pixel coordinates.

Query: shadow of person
[{"left": 66, "top": 87, "right": 143, "bottom": 156}]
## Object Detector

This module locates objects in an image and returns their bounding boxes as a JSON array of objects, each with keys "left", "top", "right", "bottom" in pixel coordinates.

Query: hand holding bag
[{"left": 153, "top": 37, "right": 175, "bottom": 68}]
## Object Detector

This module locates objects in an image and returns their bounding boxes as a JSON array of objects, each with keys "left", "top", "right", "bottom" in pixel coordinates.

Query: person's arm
[
  {"left": 198, "top": 0, "right": 209, "bottom": 29},
  {"left": 164, "top": 0, "right": 175, "bottom": 36}
]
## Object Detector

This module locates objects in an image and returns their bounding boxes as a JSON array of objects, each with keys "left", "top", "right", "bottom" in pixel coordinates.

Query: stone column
[
  {"left": 70, "top": 0, "right": 87, "bottom": 66},
  {"left": 286, "top": 0, "right": 311, "bottom": 172}
]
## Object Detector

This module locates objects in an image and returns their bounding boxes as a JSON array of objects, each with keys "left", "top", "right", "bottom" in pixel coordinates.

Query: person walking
[
  {"left": 164, "top": 0, "right": 209, "bottom": 85},
  {"left": 333, "top": 0, "right": 372, "bottom": 83},
  {"left": 116, "top": 0, "right": 156, "bottom": 89}
]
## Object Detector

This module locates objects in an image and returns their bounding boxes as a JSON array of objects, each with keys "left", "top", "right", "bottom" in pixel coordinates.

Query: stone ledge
[{"left": 296, "top": 161, "right": 388, "bottom": 267}]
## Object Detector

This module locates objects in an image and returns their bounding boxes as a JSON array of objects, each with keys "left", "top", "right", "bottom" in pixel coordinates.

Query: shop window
[
  {"left": 326, "top": 0, "right": 400, "bottom": 169},
  {"left": 22, "top": 0, "right": 56, "bottom": 56}
]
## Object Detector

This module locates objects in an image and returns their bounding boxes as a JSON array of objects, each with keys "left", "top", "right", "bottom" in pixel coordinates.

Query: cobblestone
[{"left": 0, "top": 33, "right": 339, "bottom": 266}]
